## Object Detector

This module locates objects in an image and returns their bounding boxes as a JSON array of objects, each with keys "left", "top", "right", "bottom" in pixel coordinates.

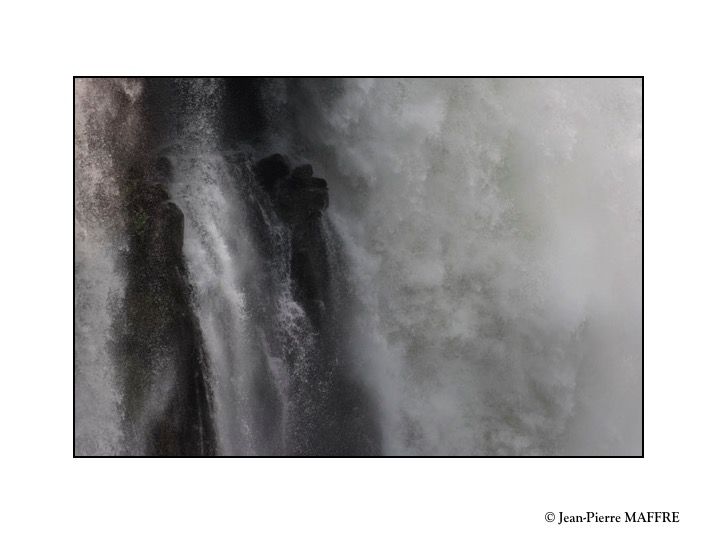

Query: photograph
[
  {"left": 74, "top": 77, "right": 642, "bottom": 457},
  {"left": 6, "top": 2, "right": 720, "bottom": 537}
]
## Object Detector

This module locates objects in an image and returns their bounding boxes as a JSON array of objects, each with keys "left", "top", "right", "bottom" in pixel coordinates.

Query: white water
[
  {"left": 157, "top": 79, "right": 259, "bottom": 454},
  {"left": 74, "top": 78, "right": 145, "bottom": 455},
  {"left": 290, "top": 78, "right": 642, "bottom": 455},
  {"left": 162, "top": 80, "right": 314, "bottom": 454},
  {"left": 169, "top": 153, "right": 258, "bottom": 454}
]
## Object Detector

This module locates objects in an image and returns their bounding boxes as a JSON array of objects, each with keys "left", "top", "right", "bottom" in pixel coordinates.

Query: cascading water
[
  {"left": 168, "top": 153, "right": 260, "bottom": 454},
  {"left": 284, "top": 78, "right": 642, "bottom": 455},
  {"left": 74, "top": 78, "right": 145, "bottom": 455},
  {"left": 74, "top": 77, "right": 641, "bottom": 456}
]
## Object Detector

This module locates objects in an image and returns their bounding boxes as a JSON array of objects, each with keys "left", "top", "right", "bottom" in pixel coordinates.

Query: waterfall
[
  {"left": 282, "top": 78, "right": 642, "bottom": 455},
  {"left": 168, "top": 149, "right": 378, "bottom": 455},
  {"left": 74, "top": 77, "right": 641, "bottom": 456}
]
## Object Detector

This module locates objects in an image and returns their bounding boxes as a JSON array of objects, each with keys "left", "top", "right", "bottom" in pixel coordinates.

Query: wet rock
[
  {"left": 291, "top": 164, "right": 313, "bottom": 180},
  {"left": 255, "top": 156, "right": 331, "bottom": 323},
  {"left": 306, "top": 177, "right": 328, "bottom": 189},
  {"left": 149, "top": 156, "right": 173, "bottom": 184},
  {"left": 117, "top": 176, "right": 216, "bottom": 456},
  {"left": 256, "top": 153, "right": 290, "bottom": 189},
  {"left": 273, "top": 176, "right": 329, "bottom": 224},
  {"left": 249, "top": 154, "right": 379, "bottom": 456}
]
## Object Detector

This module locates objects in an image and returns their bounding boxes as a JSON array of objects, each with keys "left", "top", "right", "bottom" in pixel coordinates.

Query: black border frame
[{"left": 73, "top": 76, "right": 644, "bottom": 458}]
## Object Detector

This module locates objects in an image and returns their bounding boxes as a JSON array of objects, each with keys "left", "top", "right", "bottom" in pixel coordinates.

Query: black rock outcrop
[
  {"left": 255, "top": 154, "right": 331, "bottom": 327},
  {"left": 252, "top": 154, "right": 378, "bottom": 455},
  {"left": 115, "top": 164, "right": 216, "bottom": 456}
]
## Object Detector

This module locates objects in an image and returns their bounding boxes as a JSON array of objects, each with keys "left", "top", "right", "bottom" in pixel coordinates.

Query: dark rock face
[
  {"left": 109, "top": 148, "right": 377, "bottom": 456},
  {"left": 116, "top": 167, "right": 216, "bottom": 456},
  {"left": 255, "top": 155, "right": 331, "bottom": 327},
  {"left": 253, "top": 155, "right": 379, "bottom": 455},
  {"left": 291, "top": 164, "right": 313, "bottom": 179},
  {"left": 255, "top": 153, "right": 291, "bottom": 189}
]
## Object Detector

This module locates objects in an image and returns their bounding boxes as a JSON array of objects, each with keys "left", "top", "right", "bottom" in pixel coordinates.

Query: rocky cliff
[
  {"left": 253, "top": 154, "right": 378, "bottom": 455},
  {"left": 115, "top": 162, "right": 216, "bottom": 456}
]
